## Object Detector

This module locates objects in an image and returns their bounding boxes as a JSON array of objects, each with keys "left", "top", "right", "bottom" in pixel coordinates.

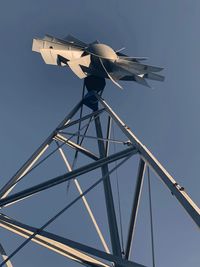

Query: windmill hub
[{"left": 87, "top": 43, "right": 118, "bottom": 60}]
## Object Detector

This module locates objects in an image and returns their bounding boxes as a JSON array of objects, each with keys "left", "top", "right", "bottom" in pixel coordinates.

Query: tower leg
[{"left": 94, "top": 116, "right": 122, "bottom": 258}]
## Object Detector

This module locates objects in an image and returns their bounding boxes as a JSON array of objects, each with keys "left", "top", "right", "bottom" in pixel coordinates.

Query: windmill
[
  {"left": 32, "top": 34, "right": 164, "bottom": 89},
  {"left": 0, "top": 35, "right": 199, "bottom": 267}
]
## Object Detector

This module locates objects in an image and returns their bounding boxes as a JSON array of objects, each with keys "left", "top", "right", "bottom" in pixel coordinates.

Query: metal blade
[
  {"left": 89, "top": 40, "right": 100, "bottom": 45},
  {"left": 134, "top": 75, "right": 151, "bottom": 88},
  {"left": 42, "top": 34, "right": 85, "bottom": 50},
  {"left": 116, "top": 47, "right": 126, "bottom": 53},
  {"left": 67, "top": 55, "right": 91, "bottom": 79},
  {"left": 117, "top": 52, "right": 148, "bottom": 61},
  {"left": 107, "top": 61, "right": 151, "bottom": 88},
  {"left": 127, "top": 61, "right": 164, "bottom": 72},
  {"left": 144, "top": 72, "right": 165, "bottom": 82},
  {"left": 63, "top": 35, "right": 87, "bottom": 48},
  {"left": 99, "top": 58, "right": 123, "bottom": 89}
]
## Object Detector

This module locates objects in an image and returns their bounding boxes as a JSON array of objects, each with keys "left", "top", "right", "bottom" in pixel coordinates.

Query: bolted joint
[{"left": 173, "top": 182, "right": 185, "bottom": 192}]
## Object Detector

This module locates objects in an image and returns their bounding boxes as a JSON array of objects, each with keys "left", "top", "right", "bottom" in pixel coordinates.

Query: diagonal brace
[
  {"left": 55, "top": 134, "right": 99, "bottom": 160},
  {"left": 0, "top": 214, "right": 147, "bottom": 267},
  {"left": 0, "top": 147, "right": 137, "bottom": 208}
]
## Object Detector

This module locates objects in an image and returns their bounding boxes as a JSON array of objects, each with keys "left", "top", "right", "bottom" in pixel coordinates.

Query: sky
[{"left": 0, "top": 0, "right": 200, "bottom": 266}]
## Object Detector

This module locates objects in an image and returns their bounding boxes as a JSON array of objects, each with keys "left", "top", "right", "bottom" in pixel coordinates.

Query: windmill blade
[
  {"left": 119, "top": 56, "right": 148, "bottom": 61},
  {"left": 116, "top": 47, "right": 126, "bottom": 53},
  {"left": 41, "top": 34, "right": 85, "bottom": 50},
  {"left": 108, "top": 60, "right": 152, "bottom": 88},
  {"left": 134, "top": 75, "right": 151, "bottom": 88},
  {"left": 89, "top": 40, "right": 100, "bottom": 45},
  {"left": 144, "top": 72, "right": 165, "bottom": 81},
  {"left": 118, "top": 59, "right": 163, "bottom": 73},
  {"left": 63, "top": 35, "right": 87, "bottom": 48},
  {"left": 43, "top": 35, "right": 76, "bottom": 46},
  {"left": 99, "top": 58, "right": 123, "bottom": 89},
  {"left": 43, "top": 34, "right": 65, "bottom": 44},
  {"left": 129, "top": 61, "right": 164, "bottom": 72},
  {"left": 117, "top": 52, "right": 148, "bottom": 61},
  {"left": 67, "top": 55, "right": 91, "bottom": 79},
  {"left": 43, "top": 35, "right": 55, "bottom": 42},
  {"left": 68, "top": 55, "right": 91, "bottom": 67}
]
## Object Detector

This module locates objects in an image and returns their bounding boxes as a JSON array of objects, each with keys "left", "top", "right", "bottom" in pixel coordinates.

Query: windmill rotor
[{"left": 32, "top": 34, "right": 165, "bottom": 89}]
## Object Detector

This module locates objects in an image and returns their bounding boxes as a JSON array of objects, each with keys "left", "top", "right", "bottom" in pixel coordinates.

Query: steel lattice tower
[{"left": 0, "top": 84, "right": 199, "bottom": 267}]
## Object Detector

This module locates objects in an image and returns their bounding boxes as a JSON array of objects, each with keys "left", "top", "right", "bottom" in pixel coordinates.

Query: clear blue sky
[{"left": 0, "top": 1, "right": 199, "bottom": 266}]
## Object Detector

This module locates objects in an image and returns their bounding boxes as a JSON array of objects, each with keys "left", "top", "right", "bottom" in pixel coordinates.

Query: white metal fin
[
  {"left": 40, "top": 48, "right": 57, "bottom": 65},
  {"left": 130, "top": 62, "right": 163, "bottom": 72},
  {"left": 63, "top": 35, "right": 87, "bottom": 48},
  {"left": 144, "top": 72, "right": 165, "bottom": 81},
  {"left": 99, "top": 58, "right": 123, "bottom": 89},
  {"left": 67, "top": 55, "right": 91, "bottom": 79},
  {"left": 134, "top": 75, "right": 151, "bottom": 88},
  {"left": 67, "top": 64, "right": 87, "bottom": 78},
  {"left": 116, "top": 47, "right": 126, "bottom": 53}
]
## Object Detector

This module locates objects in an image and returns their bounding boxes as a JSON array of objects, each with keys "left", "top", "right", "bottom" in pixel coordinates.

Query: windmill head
[{"left": 32, "top": 34, "right": 165, "bottom": 90}]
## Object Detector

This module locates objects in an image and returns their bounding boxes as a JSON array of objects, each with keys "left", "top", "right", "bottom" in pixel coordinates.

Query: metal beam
[
  {"left": 105, "top": 116, "right": 112, "bottom": 156},
  {"left": 0, "top": 214, "right": 147, "bottom": 267},
  {"left": 55, "top": 134, "right": 99, "bottom": 160},
  {"left": 61, "top": 132, "right": 125, "bottom": 145},
  {"left": 58, "top": 147, "right": 110, "bottom": 253},
  {"left": 125, "top": 159, "right": 146, "bottom": 259},
  {"left": 95, "top": 116, "right": 122, "bottom": 257},
  {"left": 58, "top": 108, "right": 105, "bottom": 130},
  {"left": 0, "top": 214, "right": 108, "bottom": 267},
  {"left": 0, "top": 100, "right": 83, "bottom": 200},
  {"left": 96, "top": 93, "right": 200, "bottom": 228},
  {"left": 0, "top": 147, "right": 137, "bottom": 208}
]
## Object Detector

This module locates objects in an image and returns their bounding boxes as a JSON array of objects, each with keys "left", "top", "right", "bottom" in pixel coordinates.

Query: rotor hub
[{"left": 87, "top": 44, "right": 118, "bottom": 60}]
